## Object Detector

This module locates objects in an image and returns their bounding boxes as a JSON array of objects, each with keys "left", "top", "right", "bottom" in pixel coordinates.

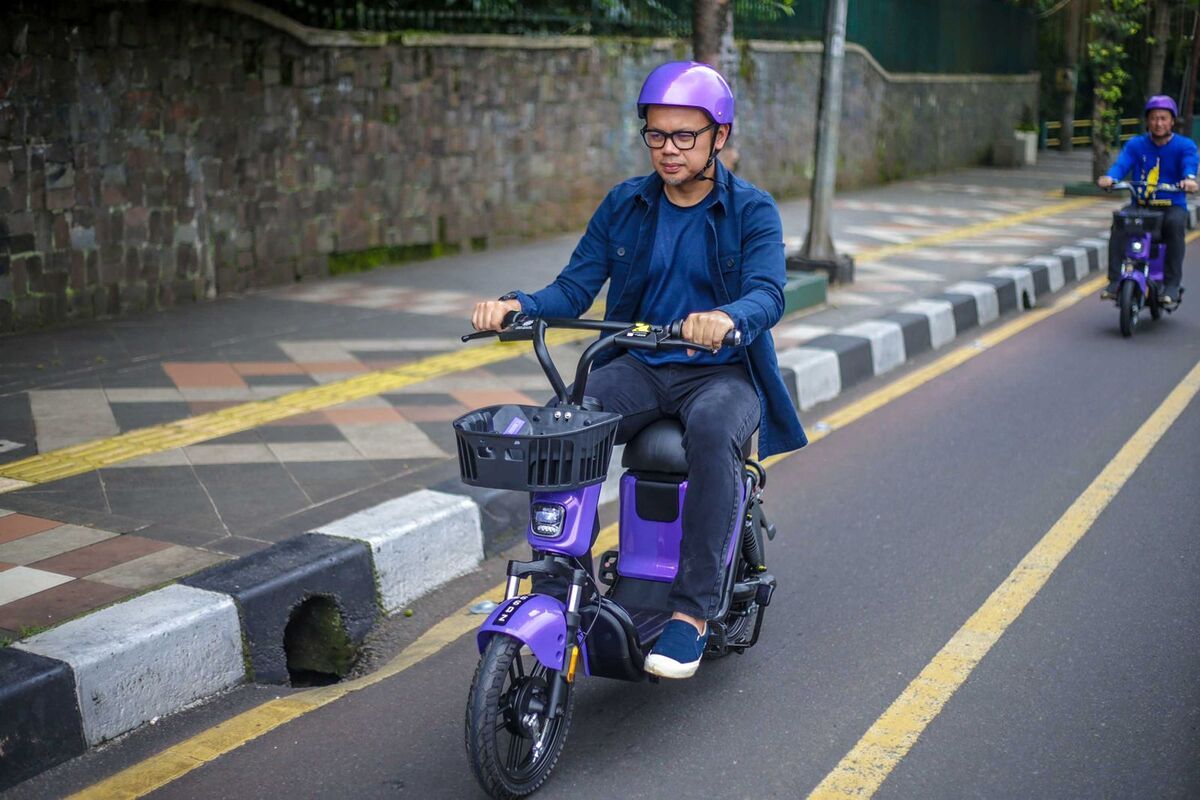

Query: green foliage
[
  {"left": 1088, "top": 0, "right": 1148, "bottom": 146},
  {"left": 328, "top": 242, "right": 462, "bottom": 276}
]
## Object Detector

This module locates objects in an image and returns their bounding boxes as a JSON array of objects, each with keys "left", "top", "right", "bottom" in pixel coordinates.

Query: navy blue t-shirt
[{"left": 633, "top": 194, "right": 740, "bottom": 366}]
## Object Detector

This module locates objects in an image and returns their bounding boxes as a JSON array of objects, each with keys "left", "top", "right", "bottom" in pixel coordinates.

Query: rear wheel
[
  {"left": 1119, "top": 280, "right": 1139, "bottom": 338},
  {"left": 465, "top": 636, "right": 573, "bottom": 799}
]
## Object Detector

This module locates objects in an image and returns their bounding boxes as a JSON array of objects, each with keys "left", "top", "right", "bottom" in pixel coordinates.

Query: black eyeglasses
[{"left": 640, "top": 122, "right": 718, "bottom": 150}]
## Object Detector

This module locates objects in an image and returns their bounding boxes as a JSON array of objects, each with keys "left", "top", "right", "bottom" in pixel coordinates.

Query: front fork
[
  {"left": 1120, "top": 260, "right": 1150, "bottom": 303},
  {"left": 502, "top": 557, "right": 585, "bottom": 719}
]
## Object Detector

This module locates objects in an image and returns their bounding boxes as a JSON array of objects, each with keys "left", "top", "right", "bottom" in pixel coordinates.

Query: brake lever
[{"left": 461, "top": 312, "right": 535, "bottom": 343}]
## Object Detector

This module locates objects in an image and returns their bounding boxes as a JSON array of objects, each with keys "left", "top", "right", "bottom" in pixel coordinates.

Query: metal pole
[{"left": 797, "top": 0, "right": 853, "bottom": 282}]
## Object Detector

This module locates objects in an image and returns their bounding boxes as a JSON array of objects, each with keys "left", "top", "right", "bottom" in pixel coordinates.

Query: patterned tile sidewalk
[{"left": 0, "top": 509, "right": 225, "bottom": 640}]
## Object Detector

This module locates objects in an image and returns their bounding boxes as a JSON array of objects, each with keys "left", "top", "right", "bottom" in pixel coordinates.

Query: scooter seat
[{"left": 621, "top": 419, "right": 752, "bottom": 475}]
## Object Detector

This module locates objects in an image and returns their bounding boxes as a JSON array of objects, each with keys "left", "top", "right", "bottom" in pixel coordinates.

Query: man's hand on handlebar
[
  {"left": 681, "top": 310, "right": 736, "bottom": 356},
  {"left": 471, "top": 299, "right": 523, "bottom": 332},
  {"left": 1098, "top": 175, "right": 1199, "bottom": 193}
]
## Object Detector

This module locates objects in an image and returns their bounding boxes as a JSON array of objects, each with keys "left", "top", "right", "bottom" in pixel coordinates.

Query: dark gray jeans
[{"left": 584, "top": 355, "right": 761, "bottom": 620}]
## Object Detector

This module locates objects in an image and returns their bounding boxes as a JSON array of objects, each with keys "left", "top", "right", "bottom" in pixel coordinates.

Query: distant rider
[
  {"left": 470, "top": 62, "right": 806, "bottom": 679},
  {"left": 1097, "top": 95, "right": 1198, "bottom": 306}
]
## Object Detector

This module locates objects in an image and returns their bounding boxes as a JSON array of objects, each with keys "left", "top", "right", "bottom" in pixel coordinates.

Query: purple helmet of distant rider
[
  {"left": 637, "top": 61, "right": 734, "bottom": 129},
  {"left": 1144, "top": 95, "right": 1179, "bottom": 118}
]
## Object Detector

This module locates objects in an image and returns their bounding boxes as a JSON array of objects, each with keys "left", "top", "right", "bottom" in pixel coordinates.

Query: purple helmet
[
  {"left": 637, "top": 61, "right": 734, "bottom": 127},
  {"left": 1145, "top": 95, "right": 1178, "bottom": 118}
]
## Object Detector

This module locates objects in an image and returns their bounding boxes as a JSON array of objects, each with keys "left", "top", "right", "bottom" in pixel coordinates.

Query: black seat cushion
[{"left": 621, "top": 419, "right": 752, "bottom": 475}]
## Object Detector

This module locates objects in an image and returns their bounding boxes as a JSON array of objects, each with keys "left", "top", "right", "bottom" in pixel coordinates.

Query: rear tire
[
  {"left": 1119, "top": 280, "right": 1139, "bottom": 338},
  {"left": 465, "top": 636, "right": 573, "bottom": 799}
]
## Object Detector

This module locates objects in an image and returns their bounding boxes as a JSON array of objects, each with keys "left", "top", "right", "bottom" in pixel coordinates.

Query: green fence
[{"left": 257, "top": 0, "right": 1035, "bottom": 75}]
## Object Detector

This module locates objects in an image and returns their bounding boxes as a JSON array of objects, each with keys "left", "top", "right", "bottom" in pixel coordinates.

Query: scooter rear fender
[{"left": 476, "top": 593, "right": 571, "bottom": 671}]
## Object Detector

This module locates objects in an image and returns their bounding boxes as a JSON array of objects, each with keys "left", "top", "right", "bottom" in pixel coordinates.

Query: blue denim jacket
[{"left": 512, "top": 161, "right": 807, "bottom": 458}]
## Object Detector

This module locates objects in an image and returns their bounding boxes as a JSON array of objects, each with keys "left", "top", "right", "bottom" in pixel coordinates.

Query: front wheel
[
  {"left": 465, "top": 636, "right": 574, "bottom": 799},
  {"left": 1119, "top": 280, "right": 1139, "bottom": 338}
]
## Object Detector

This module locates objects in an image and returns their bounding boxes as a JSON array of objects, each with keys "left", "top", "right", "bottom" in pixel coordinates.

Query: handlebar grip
[
  {"left": 461, "top": 310, "right": 526, "bottom": 342},
  {"left": 667, "top": 320, "right": 742, "bottom": 347}
]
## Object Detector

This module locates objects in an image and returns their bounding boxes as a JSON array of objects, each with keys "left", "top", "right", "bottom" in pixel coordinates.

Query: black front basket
[
  {"left": 1113, "top": 207, "right": 1164, "bottom": 237},
  {"left": 453, "top": 404, "right": 621, "bottom": 491}
]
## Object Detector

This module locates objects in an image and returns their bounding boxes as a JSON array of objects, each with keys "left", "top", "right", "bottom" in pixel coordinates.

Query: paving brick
[
  {"left": 0, "top": 524, "right": 118, "bottom": 565},
  {"left": 30, "top": 535, "right": 172, "bottom": 578},
  {"left": 0, "top": 579, "right": 134, "bottom": 632},
  {"left": 0, "top": 514, "right": 63, "bottom": 544}
]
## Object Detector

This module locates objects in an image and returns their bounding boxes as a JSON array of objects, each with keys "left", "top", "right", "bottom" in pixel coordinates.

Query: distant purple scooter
[
  {"left": 454, "top": 314, "right": 776, "bottom": 799},
  {"left": 1108, "top": 180, "right": 1187, "bottom": 337}
]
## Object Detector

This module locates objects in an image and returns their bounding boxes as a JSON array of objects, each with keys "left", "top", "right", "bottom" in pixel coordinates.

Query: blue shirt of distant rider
[
  {"left": 1105, "top": 131, "right": 1198, "bottom": 208},
  {"left": 1097, "top": 95, "right": 1199, "bottom": 303}
]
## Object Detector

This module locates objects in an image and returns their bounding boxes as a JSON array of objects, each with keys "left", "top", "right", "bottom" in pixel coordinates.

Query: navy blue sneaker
[{"left": 645, "top": 619, "right": 708, "bottom": 679}]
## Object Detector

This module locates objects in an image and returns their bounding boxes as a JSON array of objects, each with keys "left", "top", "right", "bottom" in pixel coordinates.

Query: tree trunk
[
  {"left": 692, "top": 0, "right": 724, "bottom": 68},
  {"left": 1182, "top": 11, "right": 1200, "bottom": 136},
  {"left": 692, "top": 0, "right": 739, "bottom": 169},
  {"left": 1092, "top": 96, "right": 1112, "bottom": 180},
  {"left": 1146, "top": 0, "right": 1171, "bottom": 97},
  {"left": 1060, "top": 0, "right": 1084, "bottom": 152}
]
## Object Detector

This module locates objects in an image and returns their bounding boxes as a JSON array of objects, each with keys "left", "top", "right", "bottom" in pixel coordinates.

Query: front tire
[
  {"left": 465, "top": 636, "right": 574, "bottom": 799},
  {"left": 1119, "top": 280, "right": 1139, "bottom": 338}
]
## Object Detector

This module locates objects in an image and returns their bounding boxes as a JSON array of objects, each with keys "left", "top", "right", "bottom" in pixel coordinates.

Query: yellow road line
[
  {"left": 808, "top": 359, "right": 1200, "bottom": 799},
  {"left": 0, "top": 329, "right": 592, "bottom": 489},
  {"left": 70, "top": 269, "right": 1110, "bottom": 800},
  {"left": 852, "top": 196, "right": 1100, "bottom": 264}
]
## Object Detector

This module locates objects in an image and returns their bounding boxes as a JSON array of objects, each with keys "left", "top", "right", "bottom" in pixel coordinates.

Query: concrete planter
[
  {"left": 1015, "top": 130, "right": 1039, "bottom": 165},
  {"left": 994, "top": 130, "right": 1039, "bottom": 167}
]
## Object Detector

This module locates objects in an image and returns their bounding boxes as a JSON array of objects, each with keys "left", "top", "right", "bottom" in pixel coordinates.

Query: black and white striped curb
[
  {"left": 1, "top": 215, "right": 1185, "bottom": 789},
  {"left": 776, "top": 232, "right": 1123, "bottom": 410},
  {"left": 0, "top": 490, "right": 484, "bottom": 789}
]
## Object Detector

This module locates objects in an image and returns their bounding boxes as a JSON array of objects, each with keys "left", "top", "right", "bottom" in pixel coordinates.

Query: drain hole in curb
[{"left": 283, "top": 595, "right": 357, "bottom": 688}]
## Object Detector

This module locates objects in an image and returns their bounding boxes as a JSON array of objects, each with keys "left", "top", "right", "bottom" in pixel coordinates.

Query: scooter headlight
[
  {"left": 1131, "top": 240, "right": 1144, "bottom": 252},
  {"left": 531, "top": 503, "right": 565, "bottom": 538}
]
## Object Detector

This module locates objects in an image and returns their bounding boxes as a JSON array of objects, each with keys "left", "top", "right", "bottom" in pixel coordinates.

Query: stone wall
[{"left": 0, "top": 1, "right": 1037, "bottom": 333}]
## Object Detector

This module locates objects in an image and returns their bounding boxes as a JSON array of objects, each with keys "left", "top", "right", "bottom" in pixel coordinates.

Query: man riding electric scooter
[
  {"left": 470, "top": 61, "right": 806, "bottom": 679},
  {"left": 1097, "top": 95, "right": 1199, "bottom": 307}
]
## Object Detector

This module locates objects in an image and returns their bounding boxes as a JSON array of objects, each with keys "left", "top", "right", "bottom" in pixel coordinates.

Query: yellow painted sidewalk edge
[
  {"left": 0, "top": 329, "right": 592, "bottom": 488},
  {"left": 808, "top": 359, "right": 1200, "bottom": 799},
  {"left": 850, "top": 196, "right": 1100, "bottom": 264},
  {"left": 69, "top": 274, "right": 1109, "bottom": 800}
]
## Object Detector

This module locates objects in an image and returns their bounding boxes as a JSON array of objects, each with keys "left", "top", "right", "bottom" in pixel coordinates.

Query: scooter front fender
[{"left": 476, "top": 594, "right": 568, "bottom": 671}]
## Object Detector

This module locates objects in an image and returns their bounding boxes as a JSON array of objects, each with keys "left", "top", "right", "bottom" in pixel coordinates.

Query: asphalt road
[{"left": 15, "top": 264, "right": 1200, "bottom": 799}]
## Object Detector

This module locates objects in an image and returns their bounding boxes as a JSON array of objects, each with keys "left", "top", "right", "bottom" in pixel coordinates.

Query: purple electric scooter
[
  {"left": 1109, "top": 180, "right": 1187, "bottom": 337},
  {"left": 454, "top": 314, "right": 776, "bottom": 799}
]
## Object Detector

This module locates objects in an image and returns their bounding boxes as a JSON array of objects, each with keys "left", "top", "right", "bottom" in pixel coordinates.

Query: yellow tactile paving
[
  {"left": 0, "top": 330, "right": 593, "bottom": 489},
  {"left": 850, "top": 196, "right": 1100, "bottom": 264}
]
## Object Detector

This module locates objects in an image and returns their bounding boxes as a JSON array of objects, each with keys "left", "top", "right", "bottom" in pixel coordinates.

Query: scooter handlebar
[
  {"left": 1109, "top": 180, "right": 1190, "bottom": 193},
  {"left": 665, "top": 319, "right": 742, "bottom": 348}
]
